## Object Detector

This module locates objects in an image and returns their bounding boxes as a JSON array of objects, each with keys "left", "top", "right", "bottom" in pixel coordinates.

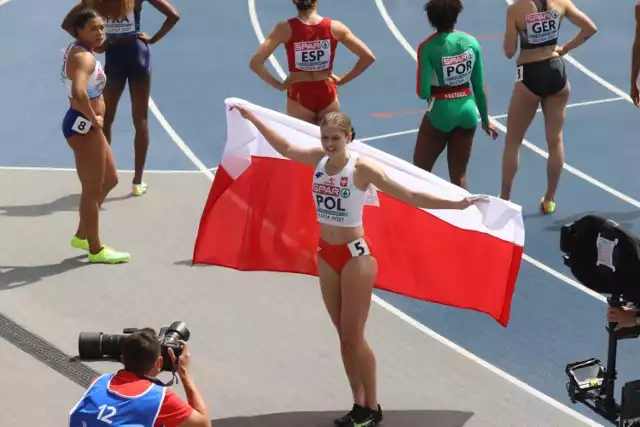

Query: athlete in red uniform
[{"left": 249, "top": 0, "right": 375, "bottom": 124}]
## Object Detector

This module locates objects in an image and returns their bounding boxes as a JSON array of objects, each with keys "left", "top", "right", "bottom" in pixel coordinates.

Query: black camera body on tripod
[
  {"left": 77, "top": 321, "right": 190, "bottom": 373},
  {"left": 561, "top": 215, "right": 640, "bottom": 426}
]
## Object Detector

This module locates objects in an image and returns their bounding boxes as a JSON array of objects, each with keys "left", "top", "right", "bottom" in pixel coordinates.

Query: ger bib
[
  {"left": 294, "top": 39, "right": 332, "bottom": 71},
  {"left": 441, "top": 49, "right": 475, "bottom": 86},
  {"left": 525, "top": 10, "right": 561, "bottom": 45}
]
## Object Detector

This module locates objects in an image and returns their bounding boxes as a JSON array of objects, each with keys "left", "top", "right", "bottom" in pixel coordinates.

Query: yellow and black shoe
[{"left": 540, "top": 197, "right": 556, "bottom": 215}]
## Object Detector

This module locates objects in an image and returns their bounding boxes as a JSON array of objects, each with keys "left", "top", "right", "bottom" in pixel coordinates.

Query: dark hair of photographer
[
  {"left": 70, "top": 329, "right": 212, "bottom": 427},
  {"left": 121, "top": 327, "right": 163, "bottom": 376}
]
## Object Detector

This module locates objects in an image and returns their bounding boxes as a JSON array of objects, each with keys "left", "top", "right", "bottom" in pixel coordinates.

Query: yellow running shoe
[
  {"left": 71, "top": 236, "right": 89, "bottom": 251},
  {"left": 132, "top": 182, "right": 148, "bottom": 197},
  {"left": 540, "top": 198, "right": 556, "bottom": 214},
  {"left": 88, "top": 246, "right": 131, "bottom": 264}
]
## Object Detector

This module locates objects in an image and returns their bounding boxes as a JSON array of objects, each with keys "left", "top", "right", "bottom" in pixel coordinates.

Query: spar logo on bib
[
  {"left": 294, "top": 39, "right": 332, "bottom": 71},
  {"left": 313, "top": 183, "right": 348, "bottom": 223},
  {"left": 525, "top": 10, "right": 561, "bottom": 44},
  {"left": 441, "top": 49, "right": 475, "bottom": 86}
]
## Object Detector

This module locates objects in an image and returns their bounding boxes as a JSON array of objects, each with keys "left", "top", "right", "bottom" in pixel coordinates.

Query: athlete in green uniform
[{"left": 413, "top": 0, "right": 498, "bottom": 190}]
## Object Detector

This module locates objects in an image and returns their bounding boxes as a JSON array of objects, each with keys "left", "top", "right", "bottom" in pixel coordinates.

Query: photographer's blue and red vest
[{"left": 69, "top": 373, "right": 166, "bottom": 427}]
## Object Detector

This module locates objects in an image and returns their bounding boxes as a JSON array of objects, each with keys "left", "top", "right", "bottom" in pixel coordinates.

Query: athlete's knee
[
  {"left": 133, "top": 117, "right": 149, "bottom": 134},
  {"left": 339, "top": 326, "right": 365, "bottom": 351}
]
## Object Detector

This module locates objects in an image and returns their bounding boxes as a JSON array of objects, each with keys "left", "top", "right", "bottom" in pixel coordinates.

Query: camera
[
  {"left": 77, "top": 321, "right": 190, "bottom": 372},
  {"left": 561, "top": 215, "right": 640, "bottom": 426}
]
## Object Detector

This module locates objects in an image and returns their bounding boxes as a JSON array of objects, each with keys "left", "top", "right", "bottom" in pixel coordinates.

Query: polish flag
[{"left": 192, "top": 98, "right": 525, "bottom": 326}]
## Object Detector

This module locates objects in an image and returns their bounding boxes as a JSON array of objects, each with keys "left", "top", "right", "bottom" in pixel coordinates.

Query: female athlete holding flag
[
  {"left": 413, "top": 0, "right": 498, "bottom": 191},
  {"left": 231, "top": 102, "right": 487, "bottom": 427}
]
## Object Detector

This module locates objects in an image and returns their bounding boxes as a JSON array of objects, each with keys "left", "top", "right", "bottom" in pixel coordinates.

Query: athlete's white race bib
[
  {"left": 515, "top": 65, "right": 523, "bottom": 82},
  {"left": 105, "top": 12, "right": 136, "bottom": 35},
  {"left": 71, "top": 116, "right": 91, "bottom": 134},
  {"left": 441, "top": 49, "right": 475, "bottom": 86},
  {"left": 525, "top": 10, "right": 561, "bottom": 44},
  {"left": 294, "top": 39, "right": 332, "bottom": 71},
  {"left": 348, "top": 237, "right": 371, "bottom": 257}
]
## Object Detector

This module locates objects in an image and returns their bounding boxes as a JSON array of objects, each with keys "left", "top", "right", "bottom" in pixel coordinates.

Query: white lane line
[
  {"left": 251, "top": 1, "right": 603, "bottom": 425},
  {"left": 360, "top": 96, "right": 624, "bottom": 142}
]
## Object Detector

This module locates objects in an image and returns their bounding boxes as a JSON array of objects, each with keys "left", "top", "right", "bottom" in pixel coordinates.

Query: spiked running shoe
[
  {"left": 347, "top": 404, "right": 383, "bottom": 427},
  {"left": 88, "top": 246, "right": 130, "bottom": 264},
  {"left": 132, "top": 182, "right": 148, "bottom": 197},
  {"left": 540, "top": 197, "right": 556, "bottom": 215},
  {"left": 335, "top": 404, "right": 364, "bottom": 426}
]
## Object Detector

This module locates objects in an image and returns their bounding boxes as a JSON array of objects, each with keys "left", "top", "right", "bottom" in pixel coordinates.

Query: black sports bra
[{"left": 518, "top": 0, "right": 562, "bottom": 49}]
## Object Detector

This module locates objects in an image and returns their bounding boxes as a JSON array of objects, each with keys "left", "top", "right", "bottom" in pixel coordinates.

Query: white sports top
[
  {"left": 312, "top": 154, "right": 368, "bottom": 227},
  {"left": 61, "top": 41, "right": 106, "bottom": 100}
]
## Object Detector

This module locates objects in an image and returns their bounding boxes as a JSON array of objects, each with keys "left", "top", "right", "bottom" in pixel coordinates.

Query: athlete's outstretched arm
[
  {"left": 631, "top": 2, "right": 640, "bottom": 106},
  {"left": 330, "top": 21, "right": 375, "bottom": 86},
  {"left": 415, "top": 40, "right": 432, "bottom": 100},
  {"left": 559, "top": 0, "right": 597, "bottom": 55},
  {"left": 503, "top": 4, "right": 518, "bottom": 59},
  {"left": 249, "top": 22, "right": 290, "bottom": 91},
  {"left": 145, "top": 0, "right": 180, "bottom": 44},
  {"left": 358, "top": 159, "right": 484, "bottom": 210},
  {"left": 232, "top": 105, "right": 325, "bottom": 166}
]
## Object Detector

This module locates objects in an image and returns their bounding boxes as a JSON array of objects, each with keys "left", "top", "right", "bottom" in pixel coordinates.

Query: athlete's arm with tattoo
[
  {"left": 558, "top": 0, "right": 597, "bottom": 55},
  {"left": 503, "top": 5, "right": 518, "bottom": 59},
  {"left": 249, "top": 22, "right": 290, "bottom": 91},
  {"left": 358, "top": 159, "right": 483, "bottom": 211},
  {"left": 630, "top": 2, "right": 640, "bottom": 106},
  {"left": 415, "top": 41, "right": 433, "bottom": 100},
  {"left": 330, "top": 21, "right": 375, "bottom": 86},
  {"left": 232, "top": 105, "right": 324, "bottom": 166}
]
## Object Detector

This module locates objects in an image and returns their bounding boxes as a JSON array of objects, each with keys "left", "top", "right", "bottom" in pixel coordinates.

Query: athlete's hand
[
  {"left": 137, "top": 32, "right": 153, "bottom": 44},
  {"left": 555, "top": 45, "right": 567, "bottom": 56},
  {"left": 230, "top": 104, "right": 253, "bottom": 120},
  {"left": 631, "top": 83, "right": 640, "bottom": 107},
  {"left": 93, "top": 115, "right": 104, "bottom": 129},
  {"left": 483, "top": 121, "right": 499, "bottom": 140},
  {"left": 330, "top": 74, "right": 342, "bottom": 85},
  {"left": 457, "top": 195, "right": 490, "bottom": 210}
]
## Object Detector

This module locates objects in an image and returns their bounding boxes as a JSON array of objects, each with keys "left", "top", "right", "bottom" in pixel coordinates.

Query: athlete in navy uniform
[{"left": 63, "top": 0, "right": 180, "bottom": 197}]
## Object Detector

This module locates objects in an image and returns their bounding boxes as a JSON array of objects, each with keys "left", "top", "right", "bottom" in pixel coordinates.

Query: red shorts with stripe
[
  {"left": 317, "top": 236, "right": 373, "bottom": 273},
  {"left": 287, "top": 79, "right": 338, "bottom": 113}
]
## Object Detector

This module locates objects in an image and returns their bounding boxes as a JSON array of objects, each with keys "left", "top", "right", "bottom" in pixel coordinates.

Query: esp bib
[
  {"left": 441, "top": 49, "right": 475, "bottom": 86},
  {"left": 294, "top": 39, "right": 332, "bottom": 71},
  {"left": 525, "top": 10, "right": 561, "bottom": 44}
]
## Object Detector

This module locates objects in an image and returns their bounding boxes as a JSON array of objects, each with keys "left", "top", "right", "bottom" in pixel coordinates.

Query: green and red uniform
[{"left": 416, "top": 31, "right": 489, "bottom": 132}]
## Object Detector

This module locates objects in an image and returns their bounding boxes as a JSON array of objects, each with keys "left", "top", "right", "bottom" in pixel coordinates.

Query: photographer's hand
[
  {"left": 607, "top": 306, "right": 638, "bottom": 330},
  {"left": 168, "top": 342, "right": 211, "bottom": 427}
]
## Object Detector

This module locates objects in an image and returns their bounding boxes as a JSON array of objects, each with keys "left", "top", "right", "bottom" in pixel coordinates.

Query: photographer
[
  {"left": 607, "top": 306, "right": 640, "bottom": 330},
  {"left": 69, "top": 328, "right": 211, "bottom": 427}
]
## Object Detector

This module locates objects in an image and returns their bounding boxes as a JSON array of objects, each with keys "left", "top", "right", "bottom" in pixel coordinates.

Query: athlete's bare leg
[
  {"left": 286, "top": 96, "right": 317, "bottom": 124},
  {"left": 447, "top": 127, "right": 476, "bottom": 190},
  {"left": 540, "top": 80, "right": 570, "bottom": 203},
  {"left": 500, "top": 82, "right": 540, "bottom": 200},
  {"left": 340, "top": 255, "right": 378, "bottom": 410},
  {"left": 413, "top": 114, "right": 447, "bottom": 173},
  {"left": 318, "top": 258, "right": 365, "bottom": 406},
  {"left": 316, "top": 97, "right": 341, "bottom": 125}
]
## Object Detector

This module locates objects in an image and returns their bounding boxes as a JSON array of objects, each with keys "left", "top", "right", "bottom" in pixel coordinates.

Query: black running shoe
[
  {"left": 334, "top": 403, "right": 362, "bottom": 426},
  {"left": 348, "top": 404, "right": 383, "bottom": 427}
]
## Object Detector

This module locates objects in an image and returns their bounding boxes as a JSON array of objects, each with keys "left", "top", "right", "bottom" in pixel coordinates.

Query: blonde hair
[{"left": 320, "top": 112, "right": 355, "bottom": 140}]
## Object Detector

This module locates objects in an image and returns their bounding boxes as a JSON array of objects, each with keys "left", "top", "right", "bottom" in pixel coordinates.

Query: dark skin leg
[{"left": 128, "top": 73, "right": 151, "bottom": 185}]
